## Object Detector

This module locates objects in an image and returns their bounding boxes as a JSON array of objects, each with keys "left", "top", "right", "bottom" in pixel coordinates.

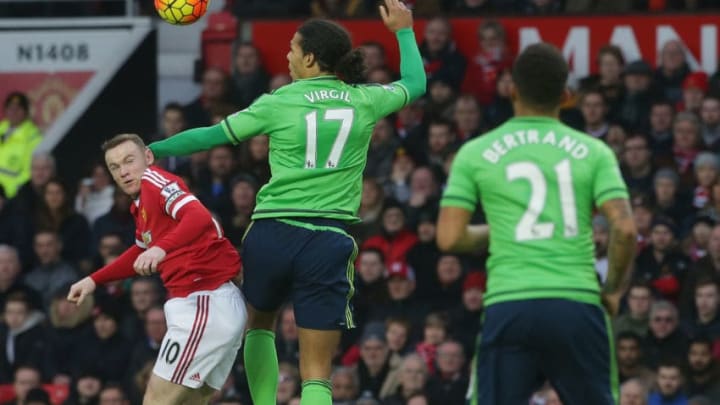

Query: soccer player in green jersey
[
  {"left": 147, "top": 1, "right": 425, "bottom": 404},
  {"left": 437, "top": 43, "right": 637, "bottom": 405}
]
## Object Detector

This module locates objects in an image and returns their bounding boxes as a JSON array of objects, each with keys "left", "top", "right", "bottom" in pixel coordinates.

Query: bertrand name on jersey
[
  {"left": 482, "top": 129, "right": 590, "bottom": 164},
  {"left": 303, "top": 89, "right": 351, "bottom": 103}
]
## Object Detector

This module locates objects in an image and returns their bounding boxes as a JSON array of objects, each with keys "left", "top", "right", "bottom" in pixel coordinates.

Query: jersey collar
[
  {"left": 509, "top": 116, "right": 559, "bottom": 123},
  {"left": 297, "top": 75, "right": 339, "bottom": 82}
]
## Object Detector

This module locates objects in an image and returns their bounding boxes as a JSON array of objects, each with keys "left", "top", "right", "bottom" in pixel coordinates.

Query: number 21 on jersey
[
  {"left": 507, "top": 159, "right": 578, "bottom": 242},
  {"left": 304, "top": 108, "right": 355, "bottom": 169}
]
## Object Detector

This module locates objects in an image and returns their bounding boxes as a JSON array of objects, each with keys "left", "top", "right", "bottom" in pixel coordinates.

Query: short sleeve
[
  {"left": 441, "top": 145, "right": 480, "bottom": 211},
  {"left": 361, "top": 82, "right": 410, "bottom": 120},
  {"left": 593, "top": 144, "right": 629, "bottom": 207},
  {"left": 222, "top": 94, "right": 277, "bottom": 144}
]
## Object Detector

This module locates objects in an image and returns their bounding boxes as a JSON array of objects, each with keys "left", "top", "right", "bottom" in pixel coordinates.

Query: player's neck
[
  {"left": 301, "top": 68, "right": 334, "bottom": 80},
  {"left": 512, "top": 102, "right": 560, "bottom": 119}
]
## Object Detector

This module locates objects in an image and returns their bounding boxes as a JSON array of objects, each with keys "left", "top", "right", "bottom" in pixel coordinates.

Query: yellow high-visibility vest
[{"left": 0, "top": 119, "right": 42, "bottom": 198}]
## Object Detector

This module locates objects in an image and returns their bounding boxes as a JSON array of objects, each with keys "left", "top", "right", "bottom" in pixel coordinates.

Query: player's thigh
[
  {"left": 291, "top": 225, "right": 357, "bottom": 330},
  {"left": 536, "top": 300, "right": 617, "bottom": 405},
  {"left": 144, "top": 373, "right": 196, "bottom": 405},
  {"left": 240, "top": 219, "right": 302, "bottom": 312},
  {"left": 471, "top": 302, "right": 543, "bottom": 405},
  {"left": 154, "top": 285, "right": 246, "bottom": 390}
]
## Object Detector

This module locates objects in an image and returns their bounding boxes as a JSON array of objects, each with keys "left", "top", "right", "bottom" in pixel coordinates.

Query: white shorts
[{"left": 153, "top": 282, "right": 247, "bottom": 390}]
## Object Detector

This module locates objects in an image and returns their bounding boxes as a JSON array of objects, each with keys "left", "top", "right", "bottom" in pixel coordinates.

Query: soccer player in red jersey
[{"left": 68, "top": 133, "right": 246, "bottom": 405}]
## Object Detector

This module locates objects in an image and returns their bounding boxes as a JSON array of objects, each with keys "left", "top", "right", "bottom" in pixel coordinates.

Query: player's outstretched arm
[
  {"left": 68, "top": 245, "right": 144, "bottom": 305},
  {"left": 599, "top": 198, "right": 637, "bottom": 294},
  {"left": 436, "top": 207, "right": 489, "bottom": 253},
  {"left": 380, "top": 0, "right": 426, "bottom": 101},
  {"left": 148, "top": 124, "right": 229, "bottom": 160}
]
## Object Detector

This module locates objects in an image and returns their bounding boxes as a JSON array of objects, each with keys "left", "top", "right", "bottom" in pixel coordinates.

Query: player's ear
[
  {"left": 144, "top": 147, "right": 155, "bottom": 165},
  {"left": 303, "top": 52, "right": 316, "bottom": 69}
]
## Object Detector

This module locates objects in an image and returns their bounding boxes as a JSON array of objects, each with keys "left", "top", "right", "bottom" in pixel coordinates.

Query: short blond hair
[{"left": 101, "top": 133, "right": 145, "bottom": 153}]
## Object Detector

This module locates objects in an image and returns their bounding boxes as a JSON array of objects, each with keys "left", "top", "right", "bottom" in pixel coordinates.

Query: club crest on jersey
[{"left": 142, "top": 231, "right": 152, "bottom": 246}]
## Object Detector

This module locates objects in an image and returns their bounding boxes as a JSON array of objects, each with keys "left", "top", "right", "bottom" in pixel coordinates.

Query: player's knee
[{"left": 247, "top": 304, "right": 277, "bottom": 330}]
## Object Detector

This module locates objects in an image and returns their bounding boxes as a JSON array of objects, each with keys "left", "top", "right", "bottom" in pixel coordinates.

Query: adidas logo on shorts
[{"left": 189, "top": 372, "right": 201, "bottom": 382}]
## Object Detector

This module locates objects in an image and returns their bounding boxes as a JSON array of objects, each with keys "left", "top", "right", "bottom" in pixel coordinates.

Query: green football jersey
[
  {"left": 441, "top": 116, "right": 629, "bottom": 306},
  {"left": 222, "top": 76, "right": 412, "bottom": 222}
]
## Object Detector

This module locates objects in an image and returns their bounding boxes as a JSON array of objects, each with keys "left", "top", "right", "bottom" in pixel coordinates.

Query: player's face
[
  {"left": 287, "top": 32, "right": 307, "bottom": 81},
  {"left": 105, "top": 140, "right": 151, "bottom": 198}
]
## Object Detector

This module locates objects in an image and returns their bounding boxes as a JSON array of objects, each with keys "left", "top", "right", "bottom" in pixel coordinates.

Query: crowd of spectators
[{"left": 3, "top": 5, "right": 720, "bottom": 405}]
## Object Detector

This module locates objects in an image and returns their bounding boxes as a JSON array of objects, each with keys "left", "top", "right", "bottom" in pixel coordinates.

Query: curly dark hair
[{"left": 297, "top": 19, "right": 365, "bottom": 84}]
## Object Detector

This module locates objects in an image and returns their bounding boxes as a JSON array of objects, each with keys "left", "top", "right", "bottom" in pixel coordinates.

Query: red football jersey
[{"left": 132, "top": 166, "right": 240, "bottom": 298}]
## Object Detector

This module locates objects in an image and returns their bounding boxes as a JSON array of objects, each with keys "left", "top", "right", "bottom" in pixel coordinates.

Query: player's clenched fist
[
  {"left": 67, "top": 277, "right": 96, "bottom": 305},
  {"left": 133, "top": 246, "right": 167, "bottom": 276}
]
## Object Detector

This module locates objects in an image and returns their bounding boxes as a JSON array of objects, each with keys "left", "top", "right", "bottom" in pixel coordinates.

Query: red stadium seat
[
  {"left": 201, "top": 11, "right": 238, "bottom": 75},
  {"left": 0, "top": 384, "right": 69, "bottom": 405}
]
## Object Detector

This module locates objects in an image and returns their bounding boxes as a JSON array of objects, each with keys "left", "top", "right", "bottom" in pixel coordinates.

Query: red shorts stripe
[
  {"left": 174, "top": 295, "right": 210, "bottom": 384},
  {"left": 171, "top": 295, "right": 205, "bottom": 384}
]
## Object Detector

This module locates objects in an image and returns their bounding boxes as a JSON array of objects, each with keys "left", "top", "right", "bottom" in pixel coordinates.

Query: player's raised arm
[{"left": 384, "top": 0, "right": 426, "bottom": 99}]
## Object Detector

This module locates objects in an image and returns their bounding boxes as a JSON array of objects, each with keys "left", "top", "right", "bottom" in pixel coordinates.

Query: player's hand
[
  {"left": 67, "top": 277, "right": 96, "bottom": 306},
  {"left": 601, "top": 290, "right": 622, "bottom": 316},
  {"left": 133, "top": 246, "right": 167, "bottom": 276},
  {"left": 380, "top": 0, "right": 413, "bottom": 32}
]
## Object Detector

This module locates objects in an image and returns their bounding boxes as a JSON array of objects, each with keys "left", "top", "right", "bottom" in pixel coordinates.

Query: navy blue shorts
[
  {"left": 469, "top": 299, "right": 618, "bottom": 405},
  {"left": 240, "top": 218, "right": 358, "bottom": 330}
]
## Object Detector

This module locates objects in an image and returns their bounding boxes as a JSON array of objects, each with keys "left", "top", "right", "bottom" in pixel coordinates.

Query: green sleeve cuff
[
  {"left": 149, "top": 124, "right": 229, "bottom": 159},
  {"left": 440, "top": 195, "right": 477, "bottom": 212}
]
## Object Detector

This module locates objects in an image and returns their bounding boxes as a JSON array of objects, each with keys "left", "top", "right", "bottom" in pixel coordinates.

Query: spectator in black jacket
[{"left": 0, "top": 292, "right": 48, "bottom": 382}]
